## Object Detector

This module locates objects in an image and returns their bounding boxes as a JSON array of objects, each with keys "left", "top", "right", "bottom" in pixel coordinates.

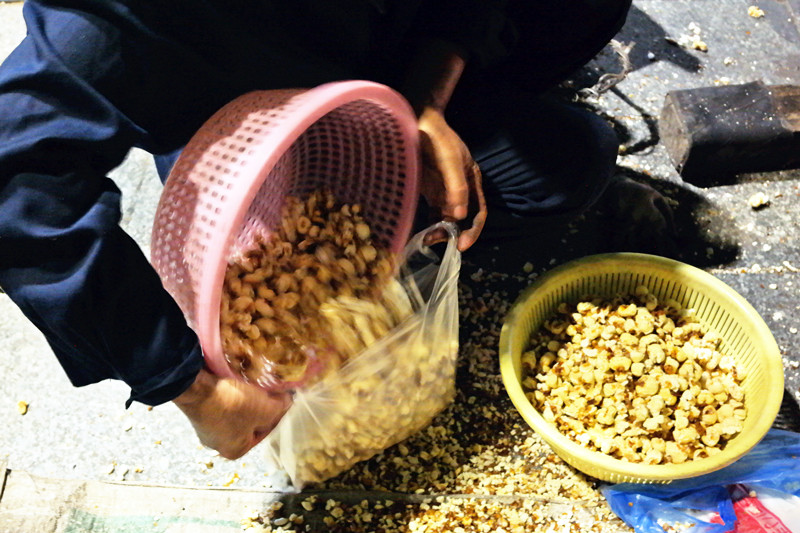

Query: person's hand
[
  {"left": 418, "top": 106, "right": 487, "bottom": 251},
  {"left": 399, "top": 38, "right": 486, "bottom": 251},
  {"left": 173, "top": 368, "right": 292, "bottom": 459}
]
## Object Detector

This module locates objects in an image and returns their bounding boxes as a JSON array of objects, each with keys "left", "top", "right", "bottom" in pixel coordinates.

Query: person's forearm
[
  {"left": 173, "top": 367, "right": 217, "bottom": 407},
  {"left": 401, "top": 38, "right": 467, "bottom": 115}
]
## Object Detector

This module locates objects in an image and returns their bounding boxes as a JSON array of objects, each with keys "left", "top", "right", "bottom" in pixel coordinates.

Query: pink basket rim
[{"left": 179, "top": 80, "right": 420, "bottom": 379}]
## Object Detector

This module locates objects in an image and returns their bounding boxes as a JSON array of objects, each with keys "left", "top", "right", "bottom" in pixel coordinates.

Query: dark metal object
[{"left": 659, "top": 81, "right": 800, "bottom": 186}]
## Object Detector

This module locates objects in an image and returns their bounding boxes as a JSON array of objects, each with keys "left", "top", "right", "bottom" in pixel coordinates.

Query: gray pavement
[{"left": 0, "top": 0, "right": 798, "bottom": 509}]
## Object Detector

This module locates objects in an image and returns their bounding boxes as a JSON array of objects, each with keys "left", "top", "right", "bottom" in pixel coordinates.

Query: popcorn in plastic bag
[{"left": 264, "top": 222, "right": 461, "bottom": 488}]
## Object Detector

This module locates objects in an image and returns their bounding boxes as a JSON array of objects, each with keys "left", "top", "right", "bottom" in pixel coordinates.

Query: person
[{"left": 0, "top": 0, "right": 642, "bottom": 460}]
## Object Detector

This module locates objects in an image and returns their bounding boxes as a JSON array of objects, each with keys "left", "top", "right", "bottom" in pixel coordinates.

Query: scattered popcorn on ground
[
  {"left": 673, "top": 22, "right": 708, "bottom": 52},
  {"left": 748, "top": 192, "right": 770, "bottom": 209}
]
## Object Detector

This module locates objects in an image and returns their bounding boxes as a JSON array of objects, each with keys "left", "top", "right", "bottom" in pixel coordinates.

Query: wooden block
[{"left": 659, "top": 81, "right": 800, "bottom": 186}]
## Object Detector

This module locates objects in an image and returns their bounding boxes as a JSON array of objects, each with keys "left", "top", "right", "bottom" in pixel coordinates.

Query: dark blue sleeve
[{"left": 0, "top": 1, "right": 205, "bottom": 406}]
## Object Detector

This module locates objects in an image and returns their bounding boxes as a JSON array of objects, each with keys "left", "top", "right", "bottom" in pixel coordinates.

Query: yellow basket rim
[{"left": 499, "top": 252, "right": 785, "bottom": 482}]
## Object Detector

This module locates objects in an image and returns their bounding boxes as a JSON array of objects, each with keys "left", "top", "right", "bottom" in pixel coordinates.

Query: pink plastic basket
[{"left": 150, "top": 81, "right": 420, "bottom": 381}]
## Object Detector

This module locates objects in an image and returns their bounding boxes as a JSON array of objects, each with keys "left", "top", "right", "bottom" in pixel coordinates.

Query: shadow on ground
[{"left": 465, "top": 165, "right": 741, "bottom": 275}]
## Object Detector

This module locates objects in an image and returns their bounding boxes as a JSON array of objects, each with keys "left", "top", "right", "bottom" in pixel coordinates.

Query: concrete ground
[{"left": 0, "top": 0, "right": 799, "bottom": 526}]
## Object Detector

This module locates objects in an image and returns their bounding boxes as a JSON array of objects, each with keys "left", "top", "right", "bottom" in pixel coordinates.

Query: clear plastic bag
[
  {"left": 263, "top": 222, "right": 461, "bottom": 489},
  {"left": 602, "top": 429, "right": 800, "bottom": 533}
]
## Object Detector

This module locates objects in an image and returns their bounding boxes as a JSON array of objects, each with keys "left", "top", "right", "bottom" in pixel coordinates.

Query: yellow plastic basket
[{"left": 499, "top": 253, "right": 784, "bottom": 483}]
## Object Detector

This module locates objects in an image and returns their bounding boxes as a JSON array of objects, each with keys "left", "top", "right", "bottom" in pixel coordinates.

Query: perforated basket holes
[
  {"left": 151, "top": 90, "right": 308, "bottom": 323},
  {"left": 316, "top": 99, "right": 408, "bottom": 251},
  {"left": 225, "top": 98, "right": 412, "bottom": 258},
  {"left": 200, "top": 92, "right": 309, "bottom": 259},
  {"left": 524, "top": 272, "right": 762, "bottom": 370},
  {"left": 151, "top": 163, "right": 204, "bottom": 324},
  {"left": 228, "top": 146, "right": 293, "bottom": 257}
]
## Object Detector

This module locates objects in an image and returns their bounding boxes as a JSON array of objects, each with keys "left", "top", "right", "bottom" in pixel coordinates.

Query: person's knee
[
  {"left": 469, "top": 97, "right": 619, "bottom": 217},
  {"left": 577, "top": 105, "right": 620, "bottom": 184}
]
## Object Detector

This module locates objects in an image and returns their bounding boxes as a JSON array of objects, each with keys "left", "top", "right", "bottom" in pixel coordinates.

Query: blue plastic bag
[{"left": 602, "top": 429, "right": 800, "bottom": 533}]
